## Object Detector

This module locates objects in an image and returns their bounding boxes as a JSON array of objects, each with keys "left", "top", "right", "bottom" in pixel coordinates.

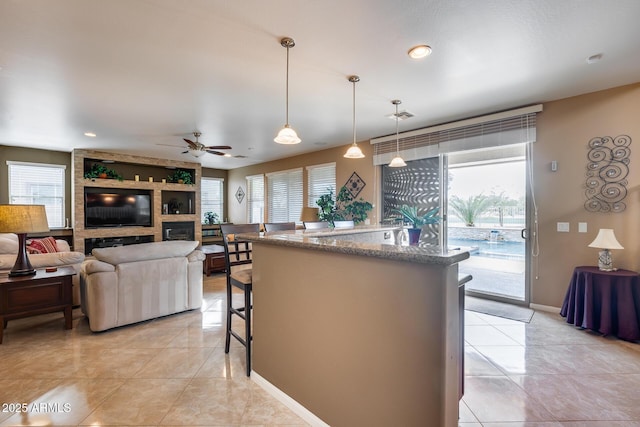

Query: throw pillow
[{"left": 27, "top": 237, "right": 59, "bottom": 254}]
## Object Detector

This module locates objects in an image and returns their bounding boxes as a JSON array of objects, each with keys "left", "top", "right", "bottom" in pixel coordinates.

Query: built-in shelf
[{"left": 72, "top": 149, "right": 202, "bottom": 254}]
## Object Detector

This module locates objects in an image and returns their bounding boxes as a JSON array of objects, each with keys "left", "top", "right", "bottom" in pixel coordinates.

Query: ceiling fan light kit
[
  {"left": 344, "top": 75, "right": 365, "bottom": 159},
  {"left": 274, "top": 37, "right": 301, "bottom": 145},
  {"left": 179, "top": 131, "right": 232, "bottom": 158}
]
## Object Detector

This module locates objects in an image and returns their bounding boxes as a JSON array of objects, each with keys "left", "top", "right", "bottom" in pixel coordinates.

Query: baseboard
[
  {"left": 529, "top": 303, "right": 561, "bottom": 313},
  {"left": 251, "top": 371, "right": 330, "bottom": 427}
]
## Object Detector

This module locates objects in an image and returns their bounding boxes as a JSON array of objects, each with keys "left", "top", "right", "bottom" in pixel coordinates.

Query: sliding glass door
[{"left": 446, "top": 145, "right": 529, "bottom": 304}]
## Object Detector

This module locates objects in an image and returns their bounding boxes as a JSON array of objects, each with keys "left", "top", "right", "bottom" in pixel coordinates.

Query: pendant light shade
[
  {"left": 388, "top": 99, "right": 406, "bottom": 167},
  {"left": 274, "top": 37, "right": 301, "bottom": 144},
  {"left": 389, "top": 156, "right": 407, "bottom": 167},
  {"left": 344, "top": 75, "right": 365, "bottom": 159}
]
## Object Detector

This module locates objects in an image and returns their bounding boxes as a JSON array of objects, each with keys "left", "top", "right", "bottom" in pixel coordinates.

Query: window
[
  {"left": 267, "top": 168, "right": 303, "bottom": 223},
  {"left": 246, "top": 174, "right": 265, "bottom": 223},
  {"left": 201, "top": 178, "right": 224, "bottom": 223},
  {"left": 7, "top": 161, "right": 66, "bottom": 228},
  {"left": 307, "top": 162, "right": 336, "bottom": 207}
]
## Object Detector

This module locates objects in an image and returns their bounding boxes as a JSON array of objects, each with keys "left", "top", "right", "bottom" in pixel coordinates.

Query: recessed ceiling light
[
  {"left": 408, "top": 45, "right": 432, "bottom": 59},
  {"left": 586, "top": 53, "right": 603, "bottom": 64},
  {"left": 84, "top": 132, "right": 97, "bottom": 137},
  {"left": 223, "top": 153, "right": 232, "bottom": 157}
]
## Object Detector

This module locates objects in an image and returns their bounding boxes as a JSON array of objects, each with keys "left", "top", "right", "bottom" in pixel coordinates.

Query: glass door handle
[{"left": 521, "top": 228, "right": 527, "bottom": 239}]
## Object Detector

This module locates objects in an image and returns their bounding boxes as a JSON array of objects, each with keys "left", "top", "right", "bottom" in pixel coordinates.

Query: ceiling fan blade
[
  {"left": 157, "top": 143, "right": 187, "bottom": 148},
  {"left": 206, "top": 150, "right": 227, "bottom": 156},
  {"left": 204, "top": 145, "right": 232, "bottom": 150},
  {"left": 183, "top": 138, "right": 199, "bottom": 149}
]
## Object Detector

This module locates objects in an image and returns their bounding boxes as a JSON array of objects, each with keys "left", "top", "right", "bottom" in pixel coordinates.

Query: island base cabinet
[{"left": 251, "top": 243, "right": 461, "bottom": 427}]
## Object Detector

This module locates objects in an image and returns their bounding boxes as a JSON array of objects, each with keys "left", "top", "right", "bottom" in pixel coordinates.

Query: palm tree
[{"left": 449, "top": 194, "right": 492, "bottom": 227}]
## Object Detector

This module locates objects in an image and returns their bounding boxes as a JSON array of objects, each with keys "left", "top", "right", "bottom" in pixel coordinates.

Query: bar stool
[
  {"left": 220, "top": 223, "right": 260, "bottom": 376},
  {"left": 264, "top": 222, "right": 296, "bottom": 232}
]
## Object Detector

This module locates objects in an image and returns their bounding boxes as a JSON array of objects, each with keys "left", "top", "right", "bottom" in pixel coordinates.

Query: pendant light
[
  {"left": 274, "top": 37, "right": 301, "bottom": 144},
  {"left": 388, "top": 99, "right": 407, "bottom": 167},
  {"left": 343, "top": 75, "right": 365, "bottom": 159}
]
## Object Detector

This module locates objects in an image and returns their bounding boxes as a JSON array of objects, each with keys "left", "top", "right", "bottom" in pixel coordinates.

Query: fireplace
[{"left": 162, "top": 221, "right": 195, "bottom": 241}]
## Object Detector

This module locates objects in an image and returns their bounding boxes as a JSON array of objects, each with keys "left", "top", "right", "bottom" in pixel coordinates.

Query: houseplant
[
  {"left": 316, "top": 186, "right": 373, "bottom": 226},
  {"left": 84, "top": 163, "right": 123, "bottom": 181},
  {"left": 168, "top": 169, "right": 193, "bottom": 185},
  {"left": 393, "top": 204, "right": 440, "bottom": 245},
  {"left": 203, "top": 211, "right": 219, "bottom": 225}
]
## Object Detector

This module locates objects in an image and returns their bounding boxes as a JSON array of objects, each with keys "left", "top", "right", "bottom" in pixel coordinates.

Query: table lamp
[
  {"left": 588, "top": 228, "right": 623, "bottom": 271},
  {"left": 0, "top": 204, "right": 50, "bottom": 277},
  {"left": 300, "top": 207, "right": 319, "bottom": 222}
]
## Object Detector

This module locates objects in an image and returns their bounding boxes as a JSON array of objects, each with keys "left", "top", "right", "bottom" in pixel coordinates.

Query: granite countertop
[{"left": 237, "top": 225, "right": 469, "bottom": 266}]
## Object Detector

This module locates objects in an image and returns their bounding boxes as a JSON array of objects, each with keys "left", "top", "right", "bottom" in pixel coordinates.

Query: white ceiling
[{"left": 2, "top": 0, "right": 640, "bottom": 169}]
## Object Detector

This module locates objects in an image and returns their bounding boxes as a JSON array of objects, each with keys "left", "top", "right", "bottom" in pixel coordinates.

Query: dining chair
[
  {"left": 263, "top": 222, "right": 296, "bottom": 232},
  {"left": 303, "top": 221, "right": 330, "bottom": 230},
  {"left": 333, "top": 220, "right": 355, "bottom": 228},
  {"left": 220, "top": 223, "right": 260, "bottom": 376}
]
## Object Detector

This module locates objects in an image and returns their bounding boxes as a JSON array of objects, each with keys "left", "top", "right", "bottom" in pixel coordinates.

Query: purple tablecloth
[{"left": 560, "top": 266, "right": 640, "bottom": 342}]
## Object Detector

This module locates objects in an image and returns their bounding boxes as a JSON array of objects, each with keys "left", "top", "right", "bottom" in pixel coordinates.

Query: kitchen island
[{"left": 239, "top": 226, "right": 469, "bottom": 427}]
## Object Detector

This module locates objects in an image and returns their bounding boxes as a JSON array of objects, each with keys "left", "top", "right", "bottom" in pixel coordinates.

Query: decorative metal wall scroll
[
  {"left": 585, "top": 135, "right": 631, "bottom": 213},
  {"left": 235, "top": 186, "right": 245, "bottom": 204},
  {"left": 345, "top": 172, "right": 366, "bottom": 198}
]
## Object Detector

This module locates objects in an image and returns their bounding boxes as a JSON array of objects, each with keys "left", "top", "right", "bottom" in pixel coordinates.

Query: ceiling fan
[{"left": 181, "top": 132, "right": 232, "bottom": 157}]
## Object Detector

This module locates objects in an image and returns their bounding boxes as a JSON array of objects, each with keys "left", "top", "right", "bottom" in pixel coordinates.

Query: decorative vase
[
  {"left": 98, "top": 173, "right": 108, "bottom": 179},
  {"left": 407, "top": 228, "right": 421, "bottom": 245}
]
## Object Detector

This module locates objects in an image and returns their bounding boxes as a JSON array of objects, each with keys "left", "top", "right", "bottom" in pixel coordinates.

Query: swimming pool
[{"left": 448, "top": 238, "right": 525, "bottom": 260}]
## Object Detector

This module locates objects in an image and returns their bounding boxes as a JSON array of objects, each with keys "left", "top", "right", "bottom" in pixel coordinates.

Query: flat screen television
[{"left": 85, "top": 189, "right": 152, "bottom": 228}]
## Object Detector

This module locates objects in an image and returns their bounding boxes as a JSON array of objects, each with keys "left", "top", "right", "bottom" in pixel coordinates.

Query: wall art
[
  {"left": 235, "top": 186, "right": 245, "bottom": 204},
  {"left": 345, "top": 171, "right": 366, "bottom": 198},
  {"left": 585, "top": 135, "right": 631, "bottom": 213}
]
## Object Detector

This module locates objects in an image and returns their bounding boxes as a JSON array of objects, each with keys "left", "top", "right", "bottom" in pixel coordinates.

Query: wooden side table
[
  {"left": 201, "top": 245, "right": 226, "bottom": 276},
  {"left": 0, "top": 267, "right": 76, "bottom": 343}
]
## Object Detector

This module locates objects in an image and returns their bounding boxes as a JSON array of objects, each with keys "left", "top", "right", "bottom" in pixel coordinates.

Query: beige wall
[
  {"left": 0, "top": 146, "right": 73, "bottom": 223},
  {"left": 532, "top": 82, "right": 640, "bottom": 307},
  {"left": 227, "top": 141, "right": 377, "bottom": 224}
]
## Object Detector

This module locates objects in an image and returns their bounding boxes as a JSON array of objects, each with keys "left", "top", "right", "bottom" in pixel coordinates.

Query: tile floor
[{"left": 0, "top": 273, "right": 638, "bottom": 426}]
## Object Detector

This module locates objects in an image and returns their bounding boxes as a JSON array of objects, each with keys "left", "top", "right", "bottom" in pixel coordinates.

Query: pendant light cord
[
  {"left": 285, "top": 44, "right": 290, "bottom": 126},
  {"left": 395, "top": 103, "right": 400, "bottom": 154},
  {"left": 352, "top": 79, "right": 356, "bottom": 145}
]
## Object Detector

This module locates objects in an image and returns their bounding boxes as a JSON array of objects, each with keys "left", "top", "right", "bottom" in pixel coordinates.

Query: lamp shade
[
  {"left": 588, "top": 228, "right": 624, "bottom": 250},
  {"left": 388, "top": 156, "right": 407, "bottom": 168},
  {"left": 0, "top": 204, "right": 49, "bottom": 233},
  {"left": 344, "top": 144, "right": 365, "bottom": 159},
  {"left": 274, "top": 125, "right": 301, "bottom": 144},
  {"left": 300, "top": 207, "right": 319, "bottom": 222},
  {"left": 189, "top": 149, "right": 206, "bottom": 158}
]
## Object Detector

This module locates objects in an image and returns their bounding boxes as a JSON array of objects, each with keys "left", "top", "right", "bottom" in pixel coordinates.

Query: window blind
[
  {"left": 246, "top": 174, "right": 264, "bottom": 223},
  {"left": 267, "top": 168, "right": 303, "bottom": 222},
  {"left": 371, "top": 104, "right": 542, "bottom": 165},
  {"left": 7, "top": 161, "right": 66, "bottom": 228},
  {"left": 201, "top": 178, "right": 224, "bottom": 223},
  {"left": 307, "top": 162, "right": 336, "bottom": 207}
]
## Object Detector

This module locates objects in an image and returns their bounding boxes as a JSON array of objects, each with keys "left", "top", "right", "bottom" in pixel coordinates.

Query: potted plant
[
  {"left": 393, "top": 205, "right": 440, "bottom": 245},
  {"left": 84, "top": 163, "right": 123, "bottom": 181},
  {"left": 316, "top": 188, "right": 337, "bottom": 224},
  {"left": 203, "top": 211, "right": 219, "bottom": 225},
  {"left": 316, "top": 186, "right": 373, "bottom": 226},
  {"left": 168, "top": 169, "right": 193, "bottom": 185}
]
